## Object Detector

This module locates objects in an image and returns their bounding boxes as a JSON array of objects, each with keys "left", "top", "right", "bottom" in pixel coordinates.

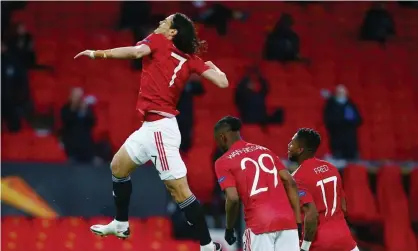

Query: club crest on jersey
[
  {"left": 298, "top": 191, "right": 306, "bottom": 197},
  {"left": 218, "top": 176, "right": 226, "bottom": 183}
]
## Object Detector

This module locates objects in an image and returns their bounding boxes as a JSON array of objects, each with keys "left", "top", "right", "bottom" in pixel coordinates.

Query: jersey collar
[
  {"left": 300, "top": 157, "right": 318, "bottom": 166},
  {"left": 230, "top": 140, "right": 247, "bottom": 150},
  {"left": 292, "top": 157, "right": 317, "bottom": 176}
]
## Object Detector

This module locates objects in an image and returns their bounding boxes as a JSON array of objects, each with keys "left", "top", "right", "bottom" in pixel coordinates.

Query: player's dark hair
[
  {"left": 171, "top": 13, "right": 206, "bottom": 55},
  {"left": 214, "top": 116, "right": 242, "bottom": 133},
  {"left": 296, "top": 128, "right": 321, "bottom": 153}
]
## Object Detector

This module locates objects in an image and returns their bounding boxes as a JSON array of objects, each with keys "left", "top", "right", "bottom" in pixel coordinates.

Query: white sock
[
  {"left": 112, "top": 220, "right": 129, "bottom": 228},
  {"left": 200, "top": 241, "right": 214, "bottom": 251}
]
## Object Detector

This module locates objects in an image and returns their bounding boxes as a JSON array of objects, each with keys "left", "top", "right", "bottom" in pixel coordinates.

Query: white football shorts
[
  {"left": 123, "top": 117, "right": 187, "bottom": 180},
  {"left": 243, "top": 228, "right": 299, "bottom": 251}
]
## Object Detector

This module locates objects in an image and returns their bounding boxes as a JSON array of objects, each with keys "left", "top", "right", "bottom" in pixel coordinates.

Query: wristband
[
  {"left": 89, "top": 51, "right": 95, "bottom": 59},
  {"left": 301, "top": 241, "right": 311, "bottom": 250}
]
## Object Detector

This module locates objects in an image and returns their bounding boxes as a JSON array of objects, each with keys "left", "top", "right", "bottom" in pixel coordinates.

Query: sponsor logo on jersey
[
  {"left": 218, "top": 176, "right": 226, "bottom": 183},
  {"left": 298, "top": 191, "right": 306, "bottom": 197}
]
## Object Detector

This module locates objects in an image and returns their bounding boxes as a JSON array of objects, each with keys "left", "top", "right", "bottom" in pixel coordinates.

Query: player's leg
[
  {"left": 161, "top": 155, "right": 221, "bottom": 251},
  {"left": 243, "top": 229, "right": 275, "bottom": 251},
  {"left": 165, "top": 177, "right": 222, "bottom": 251},
  {"left": 274, "top": 229, "right": 300, "bottom": 251},
  {"left": 90, "top": 128, "right": 149, "bottom": 238},
  {"left": 149, "top": 119, "right": 221, "bottom": 251}
]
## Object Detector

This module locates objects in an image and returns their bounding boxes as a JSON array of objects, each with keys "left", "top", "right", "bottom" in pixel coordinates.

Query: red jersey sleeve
[
  {"left": 273, "top": 154, "right": 286, "bottom": 171},
  {"left": 136, "top": 33, "right": 167, "bottom": 52},
  {"left": 215, "top": 159, "right": 236, "bottom": 190},
  {"left": 295, "top": 178, "right": 314, "bottom": 206},
  {"left": 189, "top": 56, "right": 210, "bottom": 75}
]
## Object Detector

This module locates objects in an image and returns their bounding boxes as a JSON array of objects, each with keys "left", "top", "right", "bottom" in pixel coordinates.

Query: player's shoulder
[
  {"left": 146, "top": 33, "right": 168, "bottom": 43},
  {"left": 239, "top": 142, "right": 279, "bottom": 160},
  {"left": 314, "top": 158, "right": 338, "bottom": 172},
  {"left": 136, "top": 33, "right": 171, "bottom": 49},
  {"left": 295, "top": 158, "right": 338, "bottom": 179},
  {"left": 189, "top": 54, "right": 203, "bottom": 61},
  {"left": 243, "top": 141, "right": 270, "bottom": 151},
  {"left": 184, "top": 53, "right": 205, "bottom": 66},
  {"left": 215, "top": 154, "right": 229, "bottom": 170}
]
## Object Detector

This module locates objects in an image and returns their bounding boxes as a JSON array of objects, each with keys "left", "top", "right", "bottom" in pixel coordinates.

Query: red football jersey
[
  {"left": 135, "top": 33, "right": 209, "bottom": 117},
  {"left": 293, "top": 158, "right": 356, "bottom": 251},
  {"left": 215, "top": 140, "right": 297, "bottom": 234}
]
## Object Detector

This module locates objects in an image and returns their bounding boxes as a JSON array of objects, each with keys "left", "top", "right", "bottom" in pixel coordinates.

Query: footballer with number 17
[
  {"left": 213, "top": 116, "right": 302, "bottom": 251},
  {"left": 288, "top": 128, "right": 359, "bottom": 251},
  {"left": 75, "top": 13, "right": 228, "bottom": 251}
]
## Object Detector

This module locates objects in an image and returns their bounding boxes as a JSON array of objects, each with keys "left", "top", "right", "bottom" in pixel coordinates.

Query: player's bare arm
[
  {"left": 341, "top": 196, "right": 347, "bottom": 216},
  {"left": 279, "top": 170, "right": 302, "bottom": 224},
  {"left": 74, "top": 44, "right": 151, "bottom": 60},
  {"left": 341, "top": 196, "right": 353, "bottom": 229},
  {"left": 301, "top": 202, "right": 319, "bottom": 251},
  {"left": 224, "top": 187, "right": 240, "bottom": 229},
  {"left": 202, "top": 61, "right": 229, "bottom": 88}
]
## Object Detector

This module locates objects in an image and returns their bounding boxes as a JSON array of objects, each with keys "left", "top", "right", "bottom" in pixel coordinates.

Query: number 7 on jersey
[{"left": 169, "top": 52, "right": 187, "bottom": 87}]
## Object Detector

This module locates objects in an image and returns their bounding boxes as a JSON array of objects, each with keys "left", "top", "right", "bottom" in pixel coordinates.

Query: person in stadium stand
[
  {"left": 74, "top": 13, "right": 228, "bottom": 251},
  {"left": 213, "top": 116, "right": 302, "bottom": 251},
  {"left": 288, "top": 128, "right": 359, "bottom": 251}
]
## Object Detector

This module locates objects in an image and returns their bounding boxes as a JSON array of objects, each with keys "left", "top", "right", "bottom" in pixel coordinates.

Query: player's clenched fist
[
  {"left": 224, "top": 228, "right": 237, "bottom": 245},
  {"left": 74, "top": 50, "right": 95, "bottom": 59}
]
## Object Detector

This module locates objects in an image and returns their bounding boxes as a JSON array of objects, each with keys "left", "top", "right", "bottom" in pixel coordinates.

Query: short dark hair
[
  {"left": 171, "top": 13, "right": 206, "bottom": 55},
  {"left": 296, "top": 128, "right": 321, "bottom": 153},
  {"left": 214, "top": 116, "right": 242, "bottom": 133}
]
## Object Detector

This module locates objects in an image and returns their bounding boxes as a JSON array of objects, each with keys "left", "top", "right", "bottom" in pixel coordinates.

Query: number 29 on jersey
[{"left": 241, "top": 154, "right": 279, "bottom": 197}]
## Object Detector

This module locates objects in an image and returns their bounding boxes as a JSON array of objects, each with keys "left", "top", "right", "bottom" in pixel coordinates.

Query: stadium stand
[
  {"left": 2, "top": 2, "right": 417, "bottom": 163},
  {"left": 1, "top": 216, "right": 199, "bottom": 251}
]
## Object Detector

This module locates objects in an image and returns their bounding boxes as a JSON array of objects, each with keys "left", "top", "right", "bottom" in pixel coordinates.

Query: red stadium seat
[
  {"left": 376, "top": 165, "right": 409, "bottom": 219},
  {"left": 128, "top": 218, "right": 144, "bottom": 239},
  {"left": 2, "top": 216, "right": 30, "bottom": 229},
  {"left": 1, "top": 241, "right": 29, "bottom": 251},
  {"left": 28, "top": 136, "right": 67, "bottom": 162},
  {"left": 32, "top": 218, "right": 58, "bottom": 231},
  {"left": 343, "top": 164, "right": 381, "bottom": 224},
  {"left": 186, "top": 146, "right": 217, "bottom": 204},
  {"left": 384, "top": 218, "right": 417, "bottom": 251},
  {"left": 59, "top": 217, "right": 88, "bottom": 229},
  {"left": 241, "top": 125, "right": 268, "bottom": 147},
  {"left": 1, "top": 218, "right": 31, "bottom": 251},
  {"left": 144, "top": 217, "right": 173, "bottom": 241},
  {"left": 377, "top": 166, "right": 416, "bottom": 250}
]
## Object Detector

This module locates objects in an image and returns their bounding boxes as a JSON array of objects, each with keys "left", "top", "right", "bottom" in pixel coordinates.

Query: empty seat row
[{"left": 343, "top": 164, "right": 418, "bottom": 251}]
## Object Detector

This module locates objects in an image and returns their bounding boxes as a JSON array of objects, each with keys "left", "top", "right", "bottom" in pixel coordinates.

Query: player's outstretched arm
[
  {"left": 301, "top": 202, "right": 319, "bottom": 251},
  {"left": 279, "top": 170, "right": 302, "bottom": 225},
  {"left": 74, "top": 44, "right": 151, "bottom": 60},
  {"left": 224, "top": 187, "right": 240, "bottom": 230},
  {"left": 202, "top": 61, "right": 229, "bottom": 88}
]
